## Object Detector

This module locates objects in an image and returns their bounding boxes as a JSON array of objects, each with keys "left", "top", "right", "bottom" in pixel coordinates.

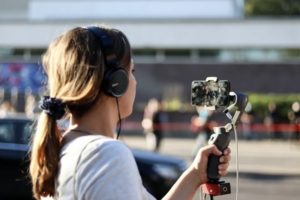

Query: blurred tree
[
  {"left": 245, "top": 0, "right": 300, "bottom": 16},
  {"left": 248, "top": 93, "right": 300, "bottom": 121}
]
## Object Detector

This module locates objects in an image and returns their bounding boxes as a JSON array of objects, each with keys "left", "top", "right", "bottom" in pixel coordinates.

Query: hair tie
[{"left": 39, "top": 96, "right": 66, "bottom": 120}]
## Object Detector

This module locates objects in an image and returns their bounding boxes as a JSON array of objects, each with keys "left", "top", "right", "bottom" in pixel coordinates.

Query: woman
[{"left": 29, "top": 25, "right": 230, "bottom": 200}]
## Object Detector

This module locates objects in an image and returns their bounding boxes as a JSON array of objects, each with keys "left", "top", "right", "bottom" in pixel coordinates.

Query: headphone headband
[
  {"left": 86, "top": 26, "right": 119, "bottom": 67},
  {"left": 85, "top": 26, "right": 129, "bottom": 97}
]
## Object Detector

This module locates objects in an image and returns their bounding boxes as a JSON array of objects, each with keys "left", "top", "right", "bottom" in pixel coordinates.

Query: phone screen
[{"left": 191, "top": 80, "right": 230, "bottom": 107}]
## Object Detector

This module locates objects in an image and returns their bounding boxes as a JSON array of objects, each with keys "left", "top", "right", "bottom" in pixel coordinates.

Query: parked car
[
  {"left": 132, "top": 148, "right": 187, "bottom": 199},
  {"left": 0, "top": 115, "right": 187, "bottom": 199},
  {"left": 0, "top": 115, "right": 32, "bottom": 199}
]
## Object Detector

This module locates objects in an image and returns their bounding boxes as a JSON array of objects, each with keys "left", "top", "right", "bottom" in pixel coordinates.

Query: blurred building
[
  {"left": 1, "top": 0, "right": 300, "bottom": 61},
  {"left": 0, "top": 0, "right": 300, "bottom": 104}
]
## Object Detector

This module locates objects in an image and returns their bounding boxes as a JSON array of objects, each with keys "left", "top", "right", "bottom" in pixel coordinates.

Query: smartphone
[{"left": 191, "top": 77, "right": 231, "bottom": 108}]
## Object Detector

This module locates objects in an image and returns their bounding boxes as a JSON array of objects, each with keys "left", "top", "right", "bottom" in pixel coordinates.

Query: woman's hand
[
  {"left": 190, "top": 145, "right": 231, "bottom": 186},
  {"left": 162, "top": 145, "right": 231, "bottom": 200}
]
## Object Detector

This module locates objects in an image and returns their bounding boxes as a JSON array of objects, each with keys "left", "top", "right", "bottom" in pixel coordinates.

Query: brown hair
[{"left": 29, "top": 25, "right": 131, "bottom": 199}]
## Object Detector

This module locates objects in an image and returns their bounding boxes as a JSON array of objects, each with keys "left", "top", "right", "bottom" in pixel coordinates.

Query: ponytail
[{"left": 29, "top": 97, "right": 65, "bottom": 199}]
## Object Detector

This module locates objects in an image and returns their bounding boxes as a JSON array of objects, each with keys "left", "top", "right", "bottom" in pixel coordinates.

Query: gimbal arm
[{"left": 224, "top": 92, "right": 248, "bottom": 125}]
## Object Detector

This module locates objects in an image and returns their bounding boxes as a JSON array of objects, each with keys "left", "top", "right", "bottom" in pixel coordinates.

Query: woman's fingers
[
  {"left": 219, "top": 154, "right": 231, "bottom": 163},
  {"left": 218, "top": 162, "right": 229, "bottom": 176},
  {"left": 218, "top": 147, "right": 231, "bottom": 176},
  {"left": 224, "top": 148, "right": 231, "bottom": 155}
]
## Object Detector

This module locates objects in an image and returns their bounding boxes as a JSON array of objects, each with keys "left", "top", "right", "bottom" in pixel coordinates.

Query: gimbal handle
[{"left": 206, "top": 92, "right": 248, "bottom": 182}]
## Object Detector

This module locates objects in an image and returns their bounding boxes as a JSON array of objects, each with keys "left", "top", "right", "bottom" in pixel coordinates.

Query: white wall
[
  {"left": 28, "top": 0, "right": 240, "bottom": 20},
  {"left": 1, "top": 19, "right": 300, "bottom": 49}
]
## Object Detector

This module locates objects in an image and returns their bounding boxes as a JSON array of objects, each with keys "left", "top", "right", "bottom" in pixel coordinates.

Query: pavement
[
  {"left": 122, "top": 136, "right": 300, "bottom": 200},
  {"left": 121, "top": 135, "right": 300, "bottom": 176}
]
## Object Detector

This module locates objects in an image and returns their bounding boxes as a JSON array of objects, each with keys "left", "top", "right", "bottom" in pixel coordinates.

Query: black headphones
[{"left": 86, "top": 26, "right": 129, "bottom": 98}]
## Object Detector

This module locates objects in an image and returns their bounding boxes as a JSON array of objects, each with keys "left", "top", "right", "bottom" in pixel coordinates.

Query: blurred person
[
  {"left": 142, "top": 98, "right": 158, "bottom": 150},
  {"left": 152, "top": 99, "right": 168, "bottom": 152},
  {"left": 288, "top": 101, "right": 300, "bottom": 141},
  {"left": 29, "top": 25, "right": 231, "bottom": 200},
  {"left": 25, "top": 94, "right": 38, "bottom": 118},
  {"left": 0, "top": 100, "right": 16, "bottom": 116},
  {"left": 142, "top": 98, "right": 167, "bottom": 152},
  {"left": 240, "top": 102, "right": 254, "bottom": 140},
  {"left": 0, "top": 88, "right": 4, "bottom": 103},
  {"left": 190, "top": 107, "right": 216, "bottom": 158},
  {"left": 264, "top": 101, "right": 282, "bottom": 139}
]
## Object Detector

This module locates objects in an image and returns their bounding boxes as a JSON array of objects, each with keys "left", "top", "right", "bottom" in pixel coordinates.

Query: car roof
[
  {"left": 0, "top": 114, "right": 33, "bottom": 121},
  {"left": 131, "top": 148, "right": 186, "bottom": 165}
]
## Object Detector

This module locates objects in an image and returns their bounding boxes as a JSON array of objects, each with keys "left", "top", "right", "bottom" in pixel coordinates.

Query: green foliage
[
  {"left": 247, "top": 93, "right": 300, "bottom": 120},
  {"left": 245, "top": 0, "right": 300, "bottom": 16}
]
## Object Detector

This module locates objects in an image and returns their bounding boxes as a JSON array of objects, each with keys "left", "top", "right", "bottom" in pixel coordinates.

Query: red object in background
[{"left": 8, "top": 63, "right": 22, "bottom": 72}]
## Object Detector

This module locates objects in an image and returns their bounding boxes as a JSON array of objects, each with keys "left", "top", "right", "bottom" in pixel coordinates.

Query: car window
[
  {"left": 0, "top": 120, "right": 33, "bottom": 144},
  {"left": 19, "top": 122, "right": 32, "bottom": 144},
  {"left": 0, "top": 122, "right": 15, "bottom": 143},
  {"left": 12, "top": 121, "right": 33, "bottom": 144}
]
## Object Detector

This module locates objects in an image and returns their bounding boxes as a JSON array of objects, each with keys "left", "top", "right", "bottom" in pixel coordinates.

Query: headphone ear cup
[{"left": 103, "top": 68, "right": 129, "bottom": 97}]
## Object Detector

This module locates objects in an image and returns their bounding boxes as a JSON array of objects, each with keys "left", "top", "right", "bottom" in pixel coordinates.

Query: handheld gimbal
[{"left": 200, "top": 92, "right": 248, "bottom": 199}]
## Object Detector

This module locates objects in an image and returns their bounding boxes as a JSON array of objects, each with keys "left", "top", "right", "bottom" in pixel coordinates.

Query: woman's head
[
  {"left": 30, "top": 25, "right": 132, "bottom": 200},
  {"left": 43, "top": 25, "right": 132, "bottom": 117}
]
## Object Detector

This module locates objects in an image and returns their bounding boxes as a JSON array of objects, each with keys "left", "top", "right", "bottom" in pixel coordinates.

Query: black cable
[
  {"left": 116, "top": 98, "right": 121, "bottom": 139},
  {"left": 210, "top": 195, "right": 214, "bottom": 200}
]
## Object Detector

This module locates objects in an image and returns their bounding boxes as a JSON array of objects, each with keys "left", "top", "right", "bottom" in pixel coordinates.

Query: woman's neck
[{"left": 69, "top": 97, "right": 119, "bottom": 138}]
